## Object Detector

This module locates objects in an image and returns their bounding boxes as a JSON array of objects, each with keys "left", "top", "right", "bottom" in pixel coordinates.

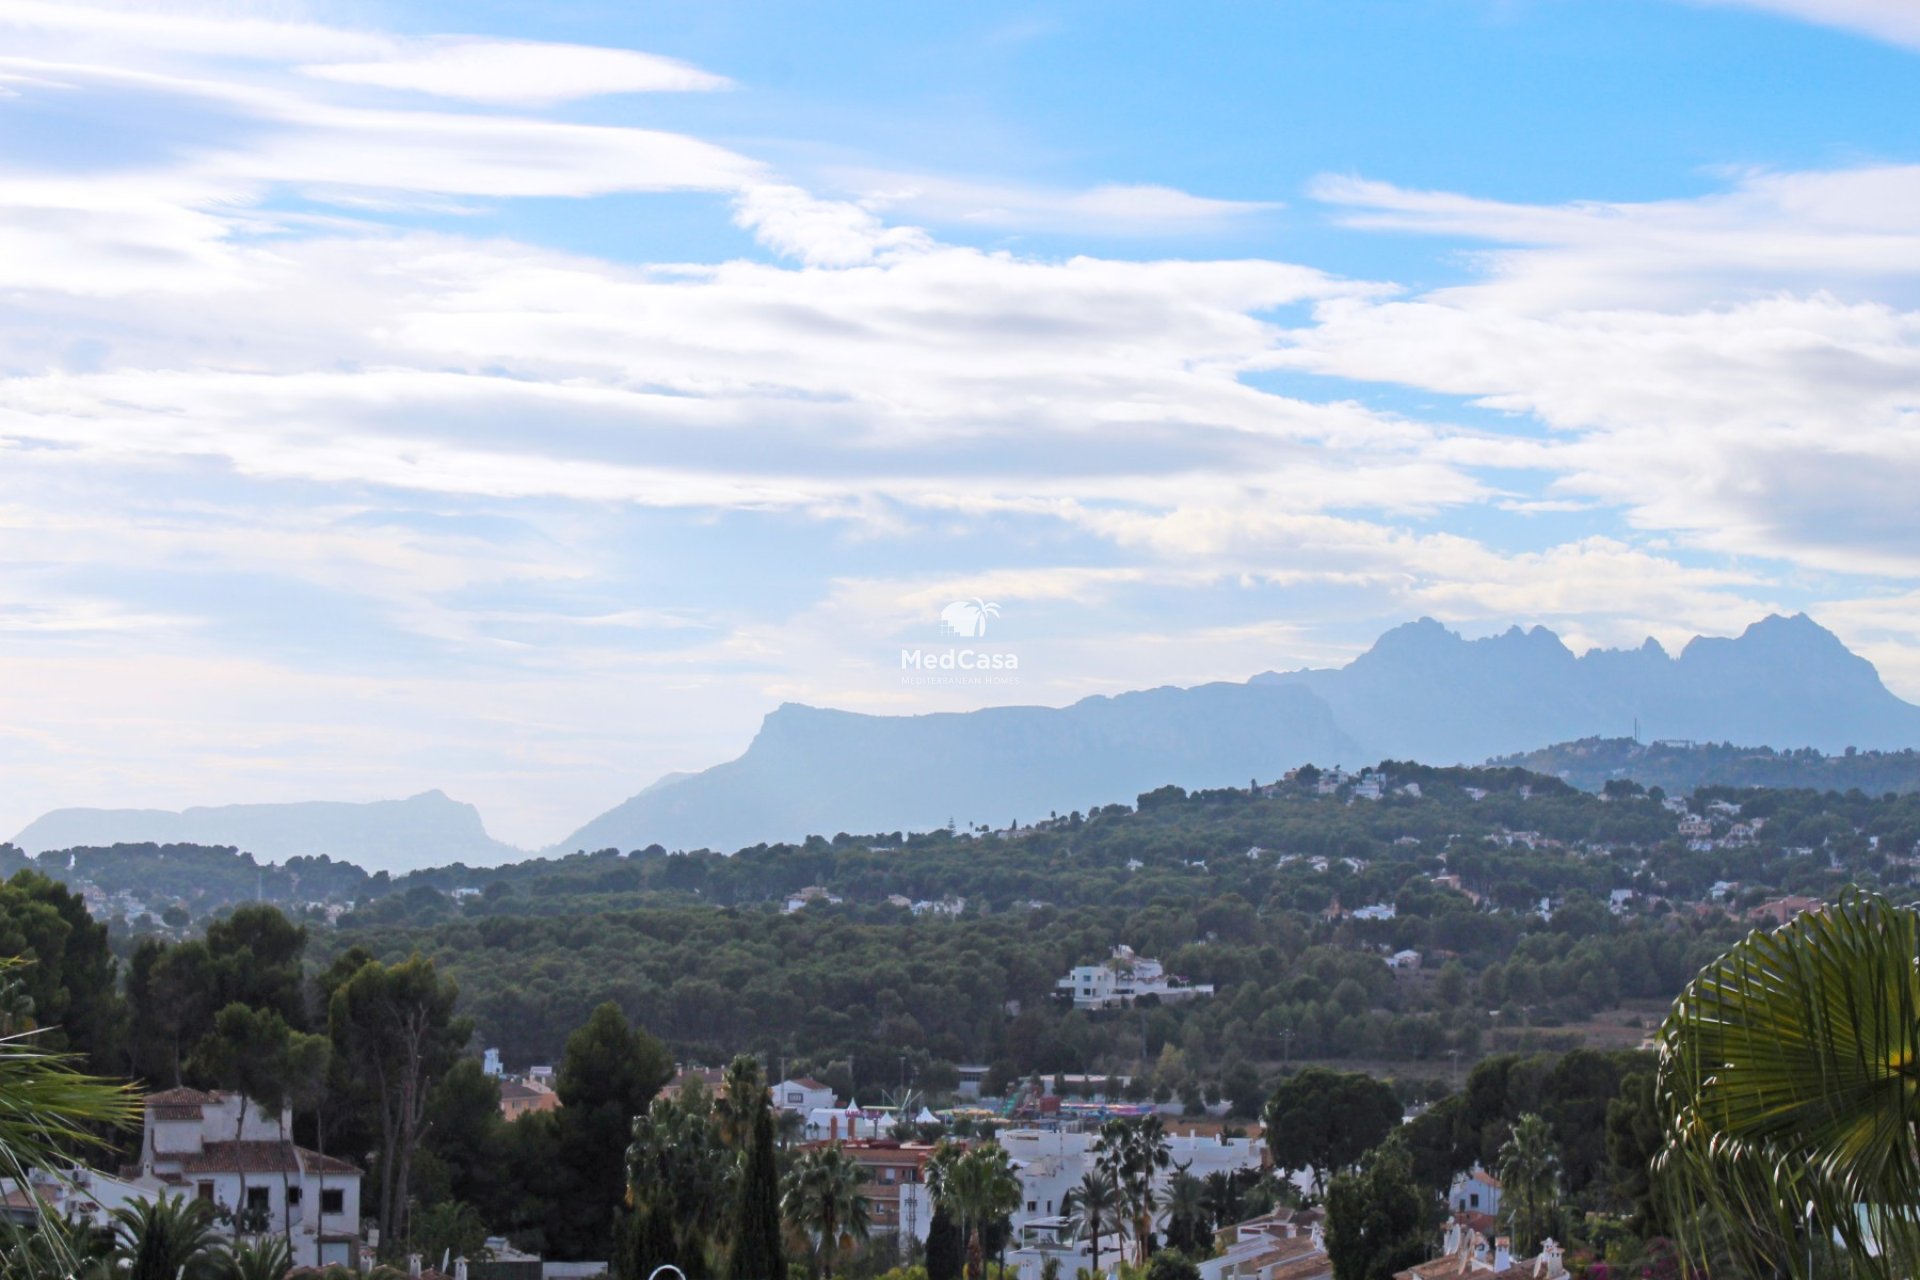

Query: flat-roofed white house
[
  {"left": 1057, "top": 945, "right": 1214, "bottom": 1011},
  {"left": 128, "top": 1087, "right": 364, "bottom": 1269}
]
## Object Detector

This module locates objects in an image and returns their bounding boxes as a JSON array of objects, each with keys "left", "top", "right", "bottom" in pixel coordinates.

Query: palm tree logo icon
[{"left": 939, "top": 599, "right": 1000, "bottom": 638}]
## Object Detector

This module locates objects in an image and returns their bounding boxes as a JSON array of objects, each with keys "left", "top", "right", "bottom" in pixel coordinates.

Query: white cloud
[
  {"left": 303, "top": 38, "right": 731, "bottom": 104},
  {"left": 1690, "top": 0, "right": 1920, "bottom": 48},
  {"left": 1313, "top": 166, "right": 1920, "bottom": 310},
  {"left": 848, "top": 172, "right": 1278, "bottom": 236},
  {"left": 0, "top": 1, "right": 1916, "bottom": 843},
  {"left": 0, "top": 0, "right": 388, "bottom": 61}
]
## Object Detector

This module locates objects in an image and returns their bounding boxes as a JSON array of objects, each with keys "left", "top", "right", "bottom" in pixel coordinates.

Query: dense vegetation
[{"left": 8, "top": 756, "right": 1906, "bottom": 1273}]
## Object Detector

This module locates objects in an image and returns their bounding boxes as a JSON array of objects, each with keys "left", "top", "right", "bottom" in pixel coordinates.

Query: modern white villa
[{"left": 1056, "top": 945, "right": 1215, "bottom": 1011}]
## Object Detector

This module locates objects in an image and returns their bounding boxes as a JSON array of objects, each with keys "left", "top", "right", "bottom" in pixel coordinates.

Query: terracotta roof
[
  {"left": 162, "top": 1141, "right": 361, "bottom": 1178},
  {"left": 151, "top": 1104, "right": 205, "bottom": 1121},
  {"left": 1268, "top": 1253, "right": 1333, "bottom": 1280},
  {"left": 790, "top": 1077, "right": 831, "bottom": 1091},
  {"left": 299, "top": 1148, "right": 362, "bottom": 1177},
  {"left": 146, "top": 1087, "right": 220, "bottom": 1108},
  {"left": 172, "top": 1140, "right": 303, "bottom": 1176},
  {"left": 500, "top": 1081, "right": 547, "bottom": 1100}
]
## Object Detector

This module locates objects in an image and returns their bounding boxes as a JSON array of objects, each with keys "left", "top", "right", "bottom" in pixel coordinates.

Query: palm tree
[
  {"left": 110, "top": 1193, "right": 223, "bottom": 1280},
  {"left": 217, "top": 1235, "right": 293, "bottom": 1280},
  {"left": 716, "top": 1053, "right": 767, "bottom": 1150},
  {"left": 0, "top": 959, "right": 141, "bottom": 1269},
  {"left": 1095, "top": 1116, "right": 1171, "bottom": 1263},
  {"left": 928, "top": 1142, "right": 1022, "bottom": 1280},
  {"left": 1654, "top": 891, "right": 1920, "bottom": 1280},
  {"left": 1062, "top": 1167, "right": 1125, "bottom": 1274},
  {"left": 0, "top": 1211, "right": 112, "bottom": 1280},
  {"left": 782, "top": 1144, "right": 871, "bottom": 1279},
  {"left": 1162, "top": 1169, "right": 1211, "bottom": 1255},
  {"left": 1494, "top": 1113, "right": 1560, "bottom": 1255}
]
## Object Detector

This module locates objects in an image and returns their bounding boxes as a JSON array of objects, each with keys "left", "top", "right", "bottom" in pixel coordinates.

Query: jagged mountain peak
[{"left": 557, "top": 613, "right": 1920, "bottom": 854}]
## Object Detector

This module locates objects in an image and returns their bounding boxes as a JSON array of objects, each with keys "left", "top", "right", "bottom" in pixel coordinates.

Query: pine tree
[{"left": 729, "top": 1101, "right": 787, "bottom": 1280}]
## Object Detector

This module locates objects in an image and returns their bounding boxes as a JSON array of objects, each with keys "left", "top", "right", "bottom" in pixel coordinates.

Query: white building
[
  {"left": 1056, "top": 945, "right": 1215, "bottom": 1011},
  {"left": 1448, "top": 1166, "right": 1503, "bottom": 1219},
  {"left": 2, "top": 1164, "right": 153, "bottom": 1230},
  {"left": 1006, "top": 1217, "right": 1128, "bottom": 1280},
  {"left": 772, "top": 1077, "right": 837, "bottom": 1114},
  {"left": 129, "top": 1087, "right": 364, "bottom": 1269},
  {"left": 999, "top": 1128, "right": 1265, "bottom": 1235}
]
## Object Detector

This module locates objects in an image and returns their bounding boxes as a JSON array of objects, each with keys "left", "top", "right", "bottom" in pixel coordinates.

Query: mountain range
[
  {"left": 17, "top": 614, "right": 1920, "bottom": 868},
  {"left": 554, "top": 613, "right": 1920, "bottom": 853}
]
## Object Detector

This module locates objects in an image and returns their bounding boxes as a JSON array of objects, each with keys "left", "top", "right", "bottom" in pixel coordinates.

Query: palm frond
[{"left": 1654, "top": 890, "right": 1920, "bottom": 1280}]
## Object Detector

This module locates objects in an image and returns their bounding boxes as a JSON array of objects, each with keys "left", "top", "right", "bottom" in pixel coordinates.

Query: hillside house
[
  {"left": 773, "top": 1077, "right": 837, "bottom": 1113},
  {"left": 127, "top": 1088, "right": 363, "bottom": 1269},
  {"left": 1448, "top": 1166, "right": 1502, "bottom": 1218},
  {"left": 1057, "top": 945, "right": 1214, "bottom": 1010},
  {"left": 499, "top": 1078, "right": 560, "bottom": 1120}
]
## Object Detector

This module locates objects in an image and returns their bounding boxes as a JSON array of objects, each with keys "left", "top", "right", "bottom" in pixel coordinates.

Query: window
[
  {"left": 196, "top": 1182, "right": 215, "bottom": 1202},
  {"left": 1469, "top": 1193, "right": 1480, "bottom": 1208},
  {"left": 321, "top": 1188, "right": 345, "bottom": 1215},
  {"left": 287, "top": 1186, "right": 302, "bottom": 1206},
  {"left": 246, "top": 1186, "right": 271, "bottom": 1212},
  {"left": 1027, "top": 1201, "right": 1037, "bottom": 1213},
  {"left": 787, "top": 1091, "right": 803, "bottom": 1104}
]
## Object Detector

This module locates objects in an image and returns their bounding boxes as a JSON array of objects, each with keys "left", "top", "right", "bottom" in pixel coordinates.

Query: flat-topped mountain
[
  {"left": 558, "top": 613, "right": 1920, "bottom": 853},
  {"left": 13, "top": 790, "right": 519, "bottom": 874},
  {"left": 554, "top": 680, "right": 1359, "bottom": 854}
]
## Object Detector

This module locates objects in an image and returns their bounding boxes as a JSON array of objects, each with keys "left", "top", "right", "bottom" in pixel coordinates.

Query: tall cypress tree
[
  {"left": 727, "top": 1100, "right": 787, "bottom": 1280},
  {"left": 925, "top": 1204, "right": 964, "bottom": 1280}
]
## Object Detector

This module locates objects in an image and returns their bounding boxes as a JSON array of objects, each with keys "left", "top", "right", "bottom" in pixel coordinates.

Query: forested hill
[
  {"left": 1493, "top": 737, "right": 1920, "bottom": 796},
  {"left": 30, "top": 759, "right": 1920, "bottom": 1081}
]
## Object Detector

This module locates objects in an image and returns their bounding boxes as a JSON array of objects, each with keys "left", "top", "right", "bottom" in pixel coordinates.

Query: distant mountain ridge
[
  {"left": 555, "top": 613, "right": 1920, "bottom": 853},
  {"left": 13, "top": 791, "right": 519, "bottom": 874},
  {"left": 1251, "top": 612, "right": 1920, "bottom": 764},
  {"left": 555, "top": 680, "right": 1361, "bottom": 854},
  {"left": 19, "top": 614, "right": 1919, "bottom": 864}
]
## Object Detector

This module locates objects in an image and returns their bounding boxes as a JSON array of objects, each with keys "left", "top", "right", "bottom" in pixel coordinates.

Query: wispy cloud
[
  {"left": 1688, "top": 0, "right": 1920, "bottom": 49},
  {"left": 302, "top": 38, "right": 732, "bottom": 105}
]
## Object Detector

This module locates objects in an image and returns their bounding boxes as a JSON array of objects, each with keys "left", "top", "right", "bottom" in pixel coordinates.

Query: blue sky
[{"left": 3, "top": 0, "right": 1919, "bottom": 847}]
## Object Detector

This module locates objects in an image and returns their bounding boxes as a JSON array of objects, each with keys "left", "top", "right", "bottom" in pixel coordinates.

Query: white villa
[
  {"left": 127, "top": 1087, "right": 364, "bottom": 1269},
  {"left": 999, "top": 1128, "right": 1264, "bottom": 1234},
  {"left": 1057, "top": 945, "right": 1214, "bottom": 1011},
  {"left": 773, "top": 1076, "right": 838, "bottom": 1114}
]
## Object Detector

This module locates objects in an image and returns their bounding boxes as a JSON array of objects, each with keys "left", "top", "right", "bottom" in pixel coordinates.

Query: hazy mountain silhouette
[
  {"left": 555, "top": 681, "right": 1360, "bottom": 853},
  {"left": 13, "top": 791, "right": 518, "bottom": 873},
  {"left": 558, "top": 613, "right": 1920, "bottom": 853}
]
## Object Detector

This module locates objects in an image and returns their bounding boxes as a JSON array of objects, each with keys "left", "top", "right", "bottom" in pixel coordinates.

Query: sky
[{"left": 4, "top": 0, "right": 1920, "bottom": 849}]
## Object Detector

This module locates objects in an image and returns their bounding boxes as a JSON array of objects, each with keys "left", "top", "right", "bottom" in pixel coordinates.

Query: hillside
[{"left": 1493, "top": 737, "right": 1920, "bottom": 796}]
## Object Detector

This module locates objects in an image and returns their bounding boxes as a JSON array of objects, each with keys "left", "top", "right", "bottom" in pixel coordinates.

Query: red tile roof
[
  {"left": 160, "top": 1140, "right": 361, "bottom": 1178},
  {"left": 146, "top": 1087, "right": 221, "bottom": 1108}
]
